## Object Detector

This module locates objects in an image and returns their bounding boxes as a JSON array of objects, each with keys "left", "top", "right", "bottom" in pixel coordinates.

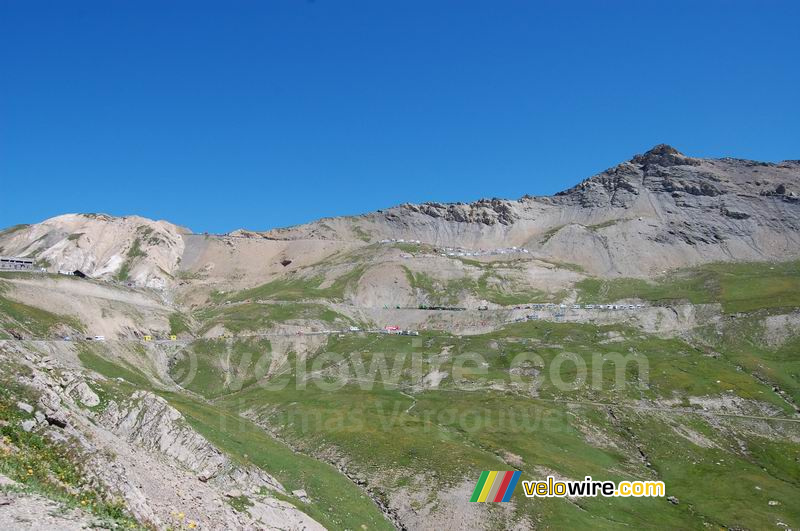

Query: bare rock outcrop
[{"left": 1, "top": 341, "right": 324, "bottom": 530}]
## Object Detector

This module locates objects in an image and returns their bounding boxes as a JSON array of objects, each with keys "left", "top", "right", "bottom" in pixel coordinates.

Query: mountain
[
  {"left": 255, "top": 144, "right": 800, "bottom": 275},
  {"left": 2, "top": 145, "right": 799, "bottom": 290},
  {"left": 1, "top": 145, "right": 799, "bottom": 530},
  {"left": 0, "top": 214, "right": 187, "bottom": 289}
]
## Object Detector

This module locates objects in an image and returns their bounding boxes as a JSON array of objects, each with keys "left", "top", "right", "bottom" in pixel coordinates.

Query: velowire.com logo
[{"left": 469, "top": 471, "right": 521, "bottom": 502}]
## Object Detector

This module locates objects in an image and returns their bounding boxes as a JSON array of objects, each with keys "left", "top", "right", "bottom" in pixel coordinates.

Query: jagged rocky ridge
[
  {"left": 255, "top": 145, "right": 800, "bottom": 276},
  {"left": 1, "top": 144, "right": 798, "bottom": 283}
]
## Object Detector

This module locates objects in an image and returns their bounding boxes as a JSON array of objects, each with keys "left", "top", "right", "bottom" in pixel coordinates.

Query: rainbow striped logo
[{"left": 470, "top": 471, "right": 521, "bottom": 502}]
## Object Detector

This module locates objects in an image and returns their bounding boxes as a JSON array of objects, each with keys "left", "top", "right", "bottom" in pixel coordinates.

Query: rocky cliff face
[{"left": 400, "top": 198, "right": 519, "bottom": 226}]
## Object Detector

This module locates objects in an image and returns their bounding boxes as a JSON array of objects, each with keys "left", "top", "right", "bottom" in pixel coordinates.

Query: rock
[
  {"left": 667, "top": 495, "right": 679, "bottom": 505},
  {"left": 16, "top": 402, "right": 33, "bottom": 414},
  {"left": 632, "top": 144, "right": 699, "bottom": 168},
  {"left": 45, "top": 412, "right": 68, "bottom": 429},
  {"left": 101, "top": 391, "right": 228, "bottom": 481},
  {"left": 769, "top": 500, "right": 780, "bottom": 506},
  {"left": 292, "top": 489, "right": 310, "bottom": 502},
  {"left": 34, "top": 411, "right": 46, "bottom": 424},
  {"left": 0, "top": 475, "right": 19, "bottom": 488},
  {"left": 21, "top": 420, "right": 36, "bottom": 432},
  {"left": 68, "top": 381, "right": 100, "bottom": 408},
  {"left": 721, "top": 207, "right": 750, "bottom": 220},
  {"left": 225, "top": 489, "right": 243, "bottom": 498}
]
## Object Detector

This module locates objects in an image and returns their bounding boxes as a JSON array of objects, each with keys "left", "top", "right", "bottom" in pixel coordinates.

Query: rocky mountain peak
[{"left": 632, "top": 144, "right": 699, "bottom": 167}]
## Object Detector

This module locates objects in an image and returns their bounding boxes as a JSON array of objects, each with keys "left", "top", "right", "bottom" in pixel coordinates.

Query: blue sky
[{"left": 1, "top": 1, "right": 798, "bottom": 233}]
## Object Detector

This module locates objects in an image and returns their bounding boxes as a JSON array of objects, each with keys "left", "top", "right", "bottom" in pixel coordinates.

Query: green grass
[
  {"left": 224, "top": 266, "right": 365, "bottom": 303},
  {"left": 628, "top": 414, "right": 800, "bottom": 529},
  {"left": 403, "top": 267, "right": 558, "bottom": 306},
  {"left": 393, "top": 242, "right": 425, "bottom": 253},
  {"left": 114, "top": 237, "right": 146, "bottom": 281},
  {"left": 202, "top": 318, "right": 800, "bottom": 528},
  {"left": 474, "top": 272, "right": 557, "bottom": 305},
  {"left": 576, "top": 261, "right": 800, "bottom": 313},
  {"left": 59, "top": 285, "right": 800, "bottom": 530},
  {"left": 540, "top": 225, "right": 565, "bottom": 244},
  {"left": 164, "top": 393, "right": 393, "bottom": 530},
  {"left": 168, "top": 312, "right": 191, "bottom": 336},
  {"left": 0, "top": 284, "right": 84, "bottom": 338},
  {"left": 195, "top": 302, "right": 350, "bottom": 334},
  {"left": 226, "top": 494, "right": 254, "bottom": 512},
  {"left": 77, "top": 344, "right": 154, "bottom": 389},
  {"left": 695, "top": 315, "right": 800, "bottom": 405},
  {"left": 351, "top": 225, "right": 372, "bottom": 242},
  {"left": 8, "top": 254, "right": 794, "bottom": 529},
  {"left": 0, "top": 224, "right": 29, "bottom": 237},
  {"left": 73, "top": 344, "right": 391, "bottom": 528},
  {"left": 0, "top": 374, "right": 141, "bottom": 529},
  {"left": 586, "top": 219, "right": 624, "bottom": 231},
  {"left": 171, "top": 338, "right": 272, "bottom": 398},
  {"left": 71, "top": 346, "right": 392, "bottom": 529}
]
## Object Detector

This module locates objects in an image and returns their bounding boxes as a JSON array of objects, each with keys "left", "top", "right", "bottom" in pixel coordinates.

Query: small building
[{"left": 0, "top": 256, "right": 34, "bottom": 271}]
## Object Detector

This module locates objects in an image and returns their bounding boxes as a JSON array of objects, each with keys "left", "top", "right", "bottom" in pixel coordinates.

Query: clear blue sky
[{"left": 2, "top": 1, "right": 798, "bottom": 233}]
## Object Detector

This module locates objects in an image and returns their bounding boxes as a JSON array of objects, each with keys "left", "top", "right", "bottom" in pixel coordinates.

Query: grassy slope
[
  {"left": 576, "top": 261, "right": 800, "bottom": 313},
  {"left": 194, "top": 302, "right": 350, "bottom": 334},
  {"left": 178, "top": 260, "right": 800, "bottom": 529},
  {"left": 0, "top": 280, "right": 84, "bottom": 339},
  {"left": 196, "top": 320, "right": 799, "bottom": 528},
  {"left": 173, "top": 338, "right": 273, "bottom": 398},
  {"left": 74, "top": 344, "right": 390, "bottom": 530},
  {"left": 223, "top": 266, "right": 366, "bottom": 303},
  {"left": 402, "top": 266, "right": 558, "bottom": 306},
  {"left": 6, "top": 260, "right": 799, "bottom": 529}
]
